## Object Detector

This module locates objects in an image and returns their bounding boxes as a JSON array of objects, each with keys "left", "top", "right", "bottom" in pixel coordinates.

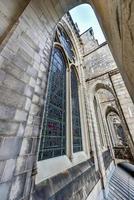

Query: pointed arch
[
  {"left": 54, "top": 42, "right": 70, "bottom": 68},
  {"left": 57, "top": 22, "right": 78, "bottom": 60},
  {"left": 70, "top": 64, "right": 81, "bottom": 84},
  {"left": 105, "top": 106, "right": 119, "bottom": 118},
  {"left": 90, "top": 81, "right": 115, "bottom": 99}
]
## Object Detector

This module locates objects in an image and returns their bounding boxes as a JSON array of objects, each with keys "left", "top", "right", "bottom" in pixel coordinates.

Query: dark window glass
[
  {"left": 38, "top": 48, "right": 66, "bottom": 161},
  {"left": 59, "top": 29, "right": 75, "bottom": 62},
  {"left": 71, "top": 68, "right": 83, "bottom": 152}
]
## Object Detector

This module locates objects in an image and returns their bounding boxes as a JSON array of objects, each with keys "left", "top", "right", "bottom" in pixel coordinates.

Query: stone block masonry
[
  {"left": 0, "top": 0, "right": 133, "bottom": 199},
  {"left": 0, "top": 0, "right": 57, "bottom": 199},
  {"left": 33, "top": 159, "right": 100, "bottom": 200}
]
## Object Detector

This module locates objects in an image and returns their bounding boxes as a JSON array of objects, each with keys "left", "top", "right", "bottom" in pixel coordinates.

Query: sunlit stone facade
[{"left": 0, "top": 2, "right": 134, "bottom": 199}]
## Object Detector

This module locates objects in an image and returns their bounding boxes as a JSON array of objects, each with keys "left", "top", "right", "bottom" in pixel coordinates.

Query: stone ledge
[{"left": 33, "top": 158, "right": 100, "bottom": 200}]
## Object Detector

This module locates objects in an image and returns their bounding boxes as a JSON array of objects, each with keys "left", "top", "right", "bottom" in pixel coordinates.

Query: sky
[{"left": 69, "top": 4, "right": 106, "bottom": 44}]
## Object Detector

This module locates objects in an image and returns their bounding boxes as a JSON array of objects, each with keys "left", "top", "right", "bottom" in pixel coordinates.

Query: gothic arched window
[
  {"left": 71, "top": 67, "right": 83, "bottom": 152},
  {"left": 38, "top": 27, "right": 83, "bottom": 162},
  {"left": 38, "top": 47, "right": 66, "bottom": 161},
  {"left": 58, "top": 27, "right": 75, "bottom": 62}
]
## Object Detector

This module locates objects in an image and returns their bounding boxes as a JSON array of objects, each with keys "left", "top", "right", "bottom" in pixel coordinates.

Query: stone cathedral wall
[
  {"left": 0, "top": 1, "right": 58, "bottom": 199},
  {"left": 82, "top": 32, "right": 134, "bottom": 157},
  {"left": 0, "top": 0, "right": 133, "bottom": 199},
  {"left": 0, "top": 3, "right": 100, "bottom": 198}
]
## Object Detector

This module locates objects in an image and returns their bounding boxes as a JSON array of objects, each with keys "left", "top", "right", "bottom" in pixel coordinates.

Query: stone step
[{"left": 107, "top": 164, "right": 134, "bottom": 200}]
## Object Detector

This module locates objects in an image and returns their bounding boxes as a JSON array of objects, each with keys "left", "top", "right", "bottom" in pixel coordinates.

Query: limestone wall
[
  {"left": 82, "top": 24, "right": 134, "bottom": 156},
  {"left": 0, "top": 0, "right": 133, "bottom": 199},
  {"left": 0, "top": 2, "right": 89, "bottom": 199},
  {"left": 0, "top": 1, "right": 56, "bottom": 199},
  {"left": 111, "top": 73, "right": 134, "bottom": 154},
  {"left": 84, "top": 46, "right": 134, "bottom": 157},
  {"left": 83, "top": 43, "right": 116, "bottom": 80},
  {"left": 80, "top": 28, "right": 99, "bottom": 55},
  {"left": 33, "top": 158, "right": 100, "bottom": 200},
  {"left": 0, "top": 0, "right": 134, "bottom": 101}
]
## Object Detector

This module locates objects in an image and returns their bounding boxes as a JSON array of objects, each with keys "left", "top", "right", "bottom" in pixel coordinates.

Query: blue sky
[{"left": 69, "top": 4, "right": 106, "bottom": 44}]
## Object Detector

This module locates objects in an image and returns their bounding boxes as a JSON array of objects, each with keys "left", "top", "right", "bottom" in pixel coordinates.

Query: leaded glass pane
[
  {"left": 58, "top": 29, "right": 75, "bottom": 62},
  {"left": 71, "top": 68, "right": 83, "bottom": 152},
  {"left": 38, "top": 48, "right": 66, "bottom": 161}
]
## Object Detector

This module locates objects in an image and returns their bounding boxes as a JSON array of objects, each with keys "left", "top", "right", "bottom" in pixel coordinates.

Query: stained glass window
[
  {"left": 58, "top": 28, "right": 75, "bottom": 62},
  {"left": 71, "top": 68, "right": 83, "bottom": 152},
  {"left": 38, "top": 48, "right": 66, "bottom": 160}
]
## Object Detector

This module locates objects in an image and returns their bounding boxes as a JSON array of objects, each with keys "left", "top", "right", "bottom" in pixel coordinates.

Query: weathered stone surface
[
  {"left": 29, "top": 77, "right": 36, "bottom": 88},
  {"left": 0, "top": 70, "right": 6, "bottom": 83},
  {"left": 0, "top": 161, "right": 5, "bottom": 180},
  {"left": 9, "top": 173, "right": 27, "bottom": 200},
  {"left": 1, "top": 159, "right": 16, "bottom": 182},
  {"left": 24, "top": 97, "right": 31, "bottom": 111},
  {"left": 3, "top": 74, "right": 26, "bottom": 94},
  {"left": 15, "top": 156, "right": 26, "bottom": 175},
  {"left": 33, "top": 159, "right": 99, "bottom": 200},
  {"left": 30, "top": 104, "right": 40, "bottom": 115},
  {"left": 14, "top": 109, "right": 28, "bottom": 122},
  {"left": 0, "top": 1, "right": 133, "bottom": 200},
  {"left": 0, "top": 137, "right": 22, "bottom": 160},
  {"left": 0, "top": 104, "right": 16, "bottom": 120},
  {"left": 32, "top": 94, "right": 40, "bottom": 104},
  {"left": 84, "top": 42, "right": 116, "bottom": 80},
  {"left": 0, "top": 86, "right": 26, "bottom": 109},
  {"left": 0, "top": 182, "right": 11, "bottom": 200},
  {"left": 102, "top": 149, "right": 112, "bottom": 170},
  {"left": 1, "top": 60, "right": 30, "bottom": 84},
  {"left": 20, "top": 138, "right": 33, "bottom": 155},
  {"left": 17, "top": 123, "right": 25, "bottom": 137},
  {"left": 27, "top": 66, "right": 38, "bottom": 79},
  {"left": 24, "top": 125, "right": 33, "bottom": 137},
  {"left": 0, "top": 121, "right": 19, "bottom": 136},
  {"left": 24, "top": 85, "right": 34, "bottom": 98}
]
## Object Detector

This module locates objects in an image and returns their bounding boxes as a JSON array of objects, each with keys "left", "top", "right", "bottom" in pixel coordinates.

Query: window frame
[
  {"left": 36, "top": 28, "right": 88, "bottom": 184},
  {"left": 38, "top": 46, "right": 68, "bottom": 161},
  {"left": 70, "top": 66, "right": 83, "bottom": 153}
]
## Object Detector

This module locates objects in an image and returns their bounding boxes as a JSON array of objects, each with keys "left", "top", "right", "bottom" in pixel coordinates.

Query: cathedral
[{"left": 0, "top": 1, "right": 134, "bottom": 200}]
